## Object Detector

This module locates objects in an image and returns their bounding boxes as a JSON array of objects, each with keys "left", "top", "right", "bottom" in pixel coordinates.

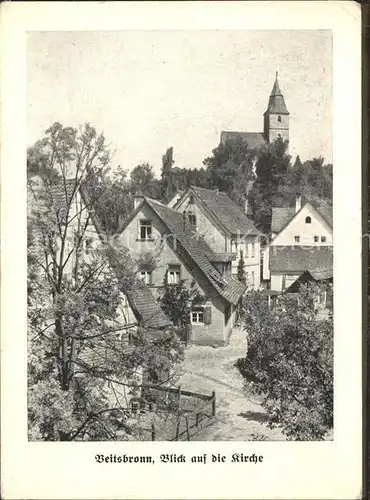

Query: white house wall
[{"left": 271, "top": 203, "right": 332, "bottom": 247}]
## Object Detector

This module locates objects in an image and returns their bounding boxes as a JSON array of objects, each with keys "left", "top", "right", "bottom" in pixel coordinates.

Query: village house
[
  {"left": 171, "top": 186, "right": 261, "bottom": 289},
  {"left": 262, "top": 195, "right": 333, "bottom": 294},
  {"left": 117, "top": 195, "right": 246, "bottom": 346}
]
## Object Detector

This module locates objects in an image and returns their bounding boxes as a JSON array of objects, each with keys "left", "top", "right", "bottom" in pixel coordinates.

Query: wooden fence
[{"left": 129, "top": 384, "right": 216, "bottom": 441}]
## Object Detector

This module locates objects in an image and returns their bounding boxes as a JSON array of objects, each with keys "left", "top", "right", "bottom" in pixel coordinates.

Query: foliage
[
  {"left": 203, "top": 136, "right": 255, "bottom": 207},
  {"left": 159, "top": 279, "right": 205, "bottom": 327},
  {"left": 27, "top": 122, "right": 184, "bottom": 441},
  {"left": 237, "top": 284, "right": 333, "bottom": 440},
  {"left": 247, "top": 139, "right": 332, "bottom": 232}
]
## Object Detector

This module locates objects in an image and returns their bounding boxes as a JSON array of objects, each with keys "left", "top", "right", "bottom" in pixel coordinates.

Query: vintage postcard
[{"left": 0, "top": 1, "right": 362, "bottom": 499}]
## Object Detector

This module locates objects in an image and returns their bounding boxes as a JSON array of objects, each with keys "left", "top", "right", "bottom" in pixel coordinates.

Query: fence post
[
  {"left": 151, "top": 423, "right": 155, "bottom": 441},
  {"left": 175, "top": 418, "right": 180, "bottom": 441},
  {"left": 186, "top": 416, "right": 190, "bottom": 441},
  {"left": 212, "top": 391, "right": 216, "bottom": 417},
  {"left": 178, "top": 386, "right": 182, "bottom": 411}
]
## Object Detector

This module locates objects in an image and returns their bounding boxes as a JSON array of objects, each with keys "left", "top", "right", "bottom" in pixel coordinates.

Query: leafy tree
[
  {"left": 27, "top": 122, "right": 184, "bottom": 441},
  {"left": 161, "top": 147, "right": 175, "bottom": 201},
  {"left": 159, "top": 279, "right": 205, "bottom": 327},
  {"left": 130, "top": 162, "right": 162, "bottom": 199},
  {"left": 237, "top": 284, "right": 333, "bottom": 440},
  {"left": 203, "top": 136, "right": 255, "bottom": 207},
  {"left": 247, "top": 138, "right": 291, "bottom": 233}
]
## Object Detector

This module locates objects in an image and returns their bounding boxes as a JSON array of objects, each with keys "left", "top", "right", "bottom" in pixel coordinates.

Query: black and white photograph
[
  {"left": 1, "top": 2, "right": 362, "bottom": 499},
  {"left": 27, "top": 29, "right": 334, "bottom": 443}
]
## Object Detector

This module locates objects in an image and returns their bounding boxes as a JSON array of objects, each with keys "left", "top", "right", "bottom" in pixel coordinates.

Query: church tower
[{"left": 263, "top": 72, "right": 289, "bottom": 146}]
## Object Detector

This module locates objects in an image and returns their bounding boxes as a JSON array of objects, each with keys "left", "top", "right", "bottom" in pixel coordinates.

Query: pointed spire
[
  {"left": 264, "top": 72, "right": 289, "bottom": 115},
  {"left": 271, "top": 71, "right": 282, "bottom": 96}
]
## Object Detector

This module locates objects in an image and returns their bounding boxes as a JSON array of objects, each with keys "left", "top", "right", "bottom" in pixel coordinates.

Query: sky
[{"left": 27, "top": 30, "right": 332, "bottom": 175}]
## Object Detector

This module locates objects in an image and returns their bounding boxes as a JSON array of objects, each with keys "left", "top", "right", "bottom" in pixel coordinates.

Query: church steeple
[{"left": 263, "top": 72, "right": 289, "bottom": 146}]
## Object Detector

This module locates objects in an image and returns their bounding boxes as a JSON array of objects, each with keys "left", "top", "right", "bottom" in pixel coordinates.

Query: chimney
[
  {"left": 295, "top": 194, "right": 302, "bottom": 213},
  {"left": 134, "top": 189, "right": 144, "bottom": 209}
]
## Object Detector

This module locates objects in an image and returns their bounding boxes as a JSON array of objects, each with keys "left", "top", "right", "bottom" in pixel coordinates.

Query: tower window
[
  {"left": 305, "top": 216, "right": 312, "bottom": 224},
  {"left": 278, "top": 115, "right": 282, "bottom": 123}
]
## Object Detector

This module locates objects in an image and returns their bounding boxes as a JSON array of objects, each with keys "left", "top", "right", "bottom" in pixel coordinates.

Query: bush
[{"left": 237, "top": 285, "right": 333, "bottom": 440}]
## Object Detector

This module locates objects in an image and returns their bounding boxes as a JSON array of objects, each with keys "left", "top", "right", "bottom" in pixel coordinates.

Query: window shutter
[{"left": 204, "top": 306, "right": 212, "bottom": 325}]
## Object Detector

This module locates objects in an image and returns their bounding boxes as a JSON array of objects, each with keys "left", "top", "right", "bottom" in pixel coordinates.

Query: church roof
[
  {"left": 264, "top": 73, "right": 289, "bottom": 115},
  {"left": 220, "top": 131, "right": 267, "bottom": 149}
]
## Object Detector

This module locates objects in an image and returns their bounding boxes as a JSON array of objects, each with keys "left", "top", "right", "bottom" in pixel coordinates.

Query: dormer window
[
  {"left": 139, "top": 220, "right": 152, "bottom": 240},
  {"left": 305, "top": 216, "right": 312, "bottom": 224}
]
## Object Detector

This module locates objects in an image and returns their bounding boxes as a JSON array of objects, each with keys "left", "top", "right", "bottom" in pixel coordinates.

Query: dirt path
[{"left": 177, "top": 327, "right": 285, "bottom": 441}]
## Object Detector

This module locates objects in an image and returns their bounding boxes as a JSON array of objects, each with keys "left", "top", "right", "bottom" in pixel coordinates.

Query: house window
[
  {"left": 139, "top": 220, "right": 152, "bottom": 240},
  {"left": 188, "top": 214, "right": 196, "bottom": 227},
  {"left": 305, "top": 216, "right": 312, "bottom": 224},
  {"left": 251, "top": 271, "right": 255, "bottom": 288},
  {"left": 191, "top": 308, "right": 204, "bottom": 324},
  {"left": 314, "top": 236, "right": 319, "bottom": 243},
  {"left": 246, "top": 244, "right": 249, "bottom": 258},
  {"left": 251, "top": 243, "right": 255, "bottom": 258},
  {"left": 240, "top": 249, "right": 244, "bottom": 259},
  {"left": 321, "top": 236, "right": 327, "bottom": 242},
  {"left": 167, "top": 265, "right": 180, "bottom": 284},
  {"left": 278, "top": 115, "right": 282, "bottom": 123},
  {"left": 294, "top": 236, "right": 300, "bottom": 243},
  {"left": 140, "top": 270, "right": 152, "bottom": 285},
  {"left": 245, "top": 271, "right": 249, "bottom": 284},
  {"left": 231, "top": 239, "right": 237, "bottom": 253}
]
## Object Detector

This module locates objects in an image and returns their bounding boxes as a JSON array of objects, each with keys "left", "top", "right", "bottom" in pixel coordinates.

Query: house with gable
[
  {"left": 117, "top": 194, "right": 246, "bottom": 346},
  {"left": 172, "top": 186, "right": 261, "bottom": 289},
  {"left": 262, "top": 195, "right": 333, "bottom": 293}
]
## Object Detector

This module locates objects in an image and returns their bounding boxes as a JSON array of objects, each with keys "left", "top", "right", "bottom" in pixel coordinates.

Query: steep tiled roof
[
  {"left": 271, "top": 207, "right": 295, "bottom": 233},
  {"left": 145, "top": 199, "right": 246, "bottom": 305},
  {"left": 207, "top": 252, "right": 236, "bottom": 263},
  {"left": 270, "top": 246, "right": 333, "bottom": 273},
  {"left": 309, "top": 268, "right": 333, "bottom": 280},
  {"left": 125, "top": 282, "right": 172, "bottom": 329},
  {"left": 284, "top": 268, "right": 333, "bottom": 293},
  {"left": 264, "top": 74, "right": 289, "bottom": 115},
  {"left": 220, "top": 131, "right": 267, "bottom": 150},
  {"left": 311, "top": 200, "right": 333, "bottom": 228},
  {"left": 191, "top": 186, "right": 260, "bottom": 236}
]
